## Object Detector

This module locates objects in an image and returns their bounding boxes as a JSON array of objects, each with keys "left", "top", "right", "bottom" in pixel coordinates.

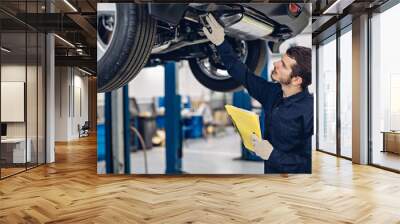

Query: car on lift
[{"left": 97, "top": 3, "right": 310, "bottom": 92}]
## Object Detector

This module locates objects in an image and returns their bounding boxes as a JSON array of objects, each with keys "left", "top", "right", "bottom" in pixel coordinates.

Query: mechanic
[{"left": 202, "top": 14, "right": 313, "bottom": 174}]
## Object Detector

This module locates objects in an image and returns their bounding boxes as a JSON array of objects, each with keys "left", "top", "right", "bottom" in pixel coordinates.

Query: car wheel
[
  {"left": 97, "top": 3, "right": 156, "bottom": 92},
  {"left": 188, "top": 39, "right": 267, "bottom": 92}
]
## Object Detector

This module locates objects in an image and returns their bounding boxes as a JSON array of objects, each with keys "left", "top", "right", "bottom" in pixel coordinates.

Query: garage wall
[
  {"left": 280, "top": 33, "right": 312, "bottom": 52},
  {"left": 128, "top": 65, "right": 165, "bottom": 103},
  {"left": 128, "top": 62, "right": 211, "bottom": 103},
  {"left": 178, "top": 61, "right": 211, "bottom": 101}
]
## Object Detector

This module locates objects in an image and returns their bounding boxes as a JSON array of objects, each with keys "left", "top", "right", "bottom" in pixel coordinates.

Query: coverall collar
[{"left": 281, "top": 88, "right": 309, "bottom": 106}]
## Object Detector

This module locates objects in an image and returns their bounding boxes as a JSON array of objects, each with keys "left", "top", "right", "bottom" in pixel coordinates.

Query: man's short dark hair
[{"left": 286, "top": 46, "right": 312, "bottom": 90}]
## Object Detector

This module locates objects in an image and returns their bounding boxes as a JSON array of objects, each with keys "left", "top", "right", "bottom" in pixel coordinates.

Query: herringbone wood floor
[{"left": 1, "top": 135, "right": 400, "bottom": 223}]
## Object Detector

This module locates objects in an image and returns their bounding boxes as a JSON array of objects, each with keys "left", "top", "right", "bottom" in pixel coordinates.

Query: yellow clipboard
[{"left": 225, "top": 105, "right": 262, "bottom": 151}]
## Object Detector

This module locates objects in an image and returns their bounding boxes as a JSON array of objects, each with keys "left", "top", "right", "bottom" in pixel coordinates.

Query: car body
[{"left": 97, "top": 3, "right": 311, "bottom": 92}]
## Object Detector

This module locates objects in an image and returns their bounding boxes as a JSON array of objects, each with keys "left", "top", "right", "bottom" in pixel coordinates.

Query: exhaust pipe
[
  {"left": 219, "top": 13, "right": 274, "bottom": 40},
  {"left": 154, "top": 12, "right": 274, "bottom": 54}
]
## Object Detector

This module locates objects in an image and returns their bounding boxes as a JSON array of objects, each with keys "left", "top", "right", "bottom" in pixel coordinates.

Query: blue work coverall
[{"left": 216, "top": 40, "right": 314, "bottom": 173}]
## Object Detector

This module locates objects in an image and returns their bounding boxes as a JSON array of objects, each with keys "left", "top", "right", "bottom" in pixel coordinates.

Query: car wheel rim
[
  {"left": 97, "top": 3, "right": 117, "bottom": 61},
  {"left": 196, "top": 40, "right": 248, "bottom": 81}
]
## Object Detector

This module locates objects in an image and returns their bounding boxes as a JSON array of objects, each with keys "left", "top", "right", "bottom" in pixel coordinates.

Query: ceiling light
[
  {"left": 78, "top": 67, "right": 92, "bottom": 76},
  {"left": 54, "top": 34, "right": 75, "bottom": 48},
  {"left": 322, "top": 0, "right": 354, "bottom": 15},
  {"left": 323, "top": 0, "right": 342, "bottom": 14},
  {"left": 76, "top": 48, "right": 85, "bottom": 55},
  {"left": 1, "top": 47, "right": 11, "bottom": 53},
  {"left": 63, "top": 0, "right": 78, "bottom": 12}
]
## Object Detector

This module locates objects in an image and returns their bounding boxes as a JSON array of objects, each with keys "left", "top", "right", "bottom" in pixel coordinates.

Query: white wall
[
  {"left": 128, "top": 61, "right": 211, "bottom": 103},
  {"left": 72, "top": 73, "right": 89, "bottom": 138},
  {"left": 55, "top": 66, "right": 68, "bottom": 141},
  {"left": 128, "top": 65, "right": 164, "bottom": 103},
  {"left": 177, "top": 61, "right": 211, "bottom": 101},
  {"left": 54, "top": 67, "right": 89, "bottom": 141},
  {"left": 1, "top": 65, "right": 26, "bottom": 81},
  {"left": 1, "top": 63, "right": 46, "bottom": 163},
  {"left": 1, "top": 65, "right": 28, "bottom": 138}
]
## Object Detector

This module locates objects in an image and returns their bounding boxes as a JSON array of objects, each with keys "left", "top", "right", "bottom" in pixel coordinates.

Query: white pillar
[
  {"left": 352, "top": 14, "right": 369, "bottom": 164},
  {"left": 46, "top": 32, "right": 55, "bottom": 163}
]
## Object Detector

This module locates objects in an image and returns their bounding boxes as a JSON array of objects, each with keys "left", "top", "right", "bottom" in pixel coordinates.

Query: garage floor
[{"left": 131, "top": 127, "right": 264, "bottom": 174}]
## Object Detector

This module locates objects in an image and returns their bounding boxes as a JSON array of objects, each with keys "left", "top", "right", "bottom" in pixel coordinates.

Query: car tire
[
  {"left": 97, "top": 3, "right": 156, "bottom": 92},
  {"left": 188, "top": 39, "right": 267, "bottom": 92}
]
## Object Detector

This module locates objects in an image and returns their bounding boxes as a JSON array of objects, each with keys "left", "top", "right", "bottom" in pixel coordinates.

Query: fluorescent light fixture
[
  {"left": 1, "top": 47, "right": 11, "bottom": 53},
  {"left": 78, "top": 67, "right": 92, "bottom": 76},
  {"left": 54, "top": 34, "right": 75, "bottom": 48},
  {"left": 323, "top": 0, "right": 342, "bottom": 14},
  {"left": 76, "top": 48, "right": 86, "bottom": 55},
  {"left": 63, "top": 0, "right": 78, "bottom": 12},
  {"left": 322, "top": 0, "right": 354, "bottom": 15}
]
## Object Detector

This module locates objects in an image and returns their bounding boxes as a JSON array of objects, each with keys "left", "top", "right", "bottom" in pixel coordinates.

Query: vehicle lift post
[
  {"left": 104, "top": 85, "right": 131, "bottom": 174},
  {"left": 164, "top": 62, "right": 183, "bottom": 174}
]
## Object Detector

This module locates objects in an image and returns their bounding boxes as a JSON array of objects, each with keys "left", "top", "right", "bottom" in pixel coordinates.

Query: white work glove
[
  {"left": 202, "top": 13, "right": 225, "bottom": 46},
  {"left": 251, "top": 133, "right": 274, "bottom": 160}
]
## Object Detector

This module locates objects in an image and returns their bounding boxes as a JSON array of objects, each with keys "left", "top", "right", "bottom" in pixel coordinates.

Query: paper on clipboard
[{"left": 225, "top": 105, "right": 262, "bottom": 151}]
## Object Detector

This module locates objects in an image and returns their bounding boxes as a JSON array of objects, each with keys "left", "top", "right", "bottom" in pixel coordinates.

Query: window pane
[
  {"left": 0, "top": 0, "right": 46, "bottom": 178},
  {"left": 1, "top": 30, "right": 27, "bottom": 177},
  {"left": 27, "top": 30, "right": 38, "bottom": 169},
  {"left": 318, "top": 38, "right": 337, "bottom": 154},
  {"left": 38, "top": 32, "right": 45, "bottom": 165},
  {"left": 371, "top": 3, "right": 400, "bottom": 171},
  {"left": 340, "top": 29, "right": 352, "bottom": 158}
]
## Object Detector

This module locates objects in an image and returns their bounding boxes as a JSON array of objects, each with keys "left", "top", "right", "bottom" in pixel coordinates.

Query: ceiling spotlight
[
  {"left": 76, "top": 48, "right": 85, "bottom": 55},
  {"left": 1, "top": 47, "right": 11, "bottom": 53}
]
